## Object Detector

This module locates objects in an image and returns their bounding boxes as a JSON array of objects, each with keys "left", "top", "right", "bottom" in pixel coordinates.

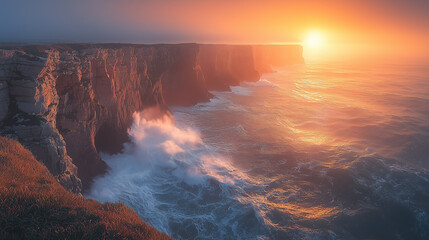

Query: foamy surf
[
  {"left": 245, "top": 79, "right": 278, "bottom": 87},
  {"left": 86, "top": 108, "right": 267, "bottom": 239}
]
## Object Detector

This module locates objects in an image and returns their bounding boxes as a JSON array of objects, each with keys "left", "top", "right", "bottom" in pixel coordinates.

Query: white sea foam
[
  {"left": 192, "top": 93, "right": 249, "bottom": 112},
  {"left": 230, "top": 86, "right": 253, "bottom": 96},
  {"left": 245, "top": 79, "right": 277, "bottom": 87},
  {"left": 86, "top": 107, "right": 262, "bottom": 239}
]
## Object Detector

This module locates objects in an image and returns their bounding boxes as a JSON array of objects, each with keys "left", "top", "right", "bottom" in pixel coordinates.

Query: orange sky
[
  {"left": 2, "top": 0, "right": 429, "bottom": 62},
  {"left": 108, "top": 0, "right": 429, "bottom": 62}
]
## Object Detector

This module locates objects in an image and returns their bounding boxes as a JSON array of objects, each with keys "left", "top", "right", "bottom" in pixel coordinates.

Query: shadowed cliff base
[{"left": 0, "top": 136, "right": 171, "bottom": 240}]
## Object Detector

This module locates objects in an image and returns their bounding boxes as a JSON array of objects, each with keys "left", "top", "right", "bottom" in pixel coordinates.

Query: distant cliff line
[{"left": 0, "top": 43, "right": 304, "bottom": 193}]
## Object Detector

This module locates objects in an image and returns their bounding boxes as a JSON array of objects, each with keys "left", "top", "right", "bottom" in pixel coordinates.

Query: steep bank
[
  {"left": 0, "top": 136, "right": 171, "bottom": 239},
  {"left": 0, "top": 43, "right": 303, "bottom": 192}
]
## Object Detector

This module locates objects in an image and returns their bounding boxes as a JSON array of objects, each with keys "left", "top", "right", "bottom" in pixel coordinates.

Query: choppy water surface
[{"left": 88, "top": 63, "right": 429, "bottom": 239}]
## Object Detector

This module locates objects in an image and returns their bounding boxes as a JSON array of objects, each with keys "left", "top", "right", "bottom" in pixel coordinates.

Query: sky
[{"left": 1, "top": 0, "right": 428, "bottom": 62}]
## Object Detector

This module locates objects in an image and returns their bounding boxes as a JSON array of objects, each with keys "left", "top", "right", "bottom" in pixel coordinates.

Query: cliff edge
[{"left": 0, "top": 136, "right": 171, "bottom": 239}]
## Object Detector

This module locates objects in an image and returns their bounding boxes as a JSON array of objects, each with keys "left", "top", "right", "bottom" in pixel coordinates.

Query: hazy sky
[{"left": 1, "top": 0, "right": 428, "bottom": 61}]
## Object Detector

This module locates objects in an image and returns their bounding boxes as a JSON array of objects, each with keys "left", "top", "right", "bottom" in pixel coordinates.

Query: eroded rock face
[
  {"left": 198, "top": 45, "right": 260, "bottom": 91},
  {"left": 0, "top": 44, "right": 303, "bottom": 193},
  {"left": 0, "top": 49, "right": 82, "bottom": 193},
  {"left": 54, "top": 46, "right": 177, "bottom": 189}
]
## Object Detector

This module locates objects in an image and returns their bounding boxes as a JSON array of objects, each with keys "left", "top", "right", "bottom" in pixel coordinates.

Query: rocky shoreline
[{"left": 0, "top": 43, "right": 303, "bottom": 193}]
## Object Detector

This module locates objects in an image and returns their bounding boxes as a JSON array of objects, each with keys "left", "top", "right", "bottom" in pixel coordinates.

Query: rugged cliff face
[
  {"left": 198, "top": 45, "right": 260, "bottom": 91},
  {"left": 0, "top": 49, "right": 82, "bottom": 193},
  {"left": 0, "top": 43, "right": 303, "bottom": 192}
]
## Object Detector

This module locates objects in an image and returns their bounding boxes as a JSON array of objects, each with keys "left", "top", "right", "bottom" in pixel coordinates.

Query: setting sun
[
  {"left": 302, "top": 30, "right": 328, "bottom": 61},
  {"left": 305, "top": 31, "right": 323, "bottom": 48}
]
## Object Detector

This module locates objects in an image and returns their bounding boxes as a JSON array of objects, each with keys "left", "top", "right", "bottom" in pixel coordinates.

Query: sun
[{"left": 305, "top": 31, "right": 323, "bottom": 48}]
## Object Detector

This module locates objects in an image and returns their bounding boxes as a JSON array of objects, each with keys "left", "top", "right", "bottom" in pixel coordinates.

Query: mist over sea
[{"left": 87, "top": 63, "right": 429, "bottom": 240}]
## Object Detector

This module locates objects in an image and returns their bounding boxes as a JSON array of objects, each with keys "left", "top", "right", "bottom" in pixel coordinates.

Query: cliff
[
  {"left": 0, "top": 49, "right": 82, "bottom": 193},
  {"left": 0, "top": 43, "right": 303, "bottom": 192},
  {"left": 0, "top": 136, "right": 171, "bottom": 239}
]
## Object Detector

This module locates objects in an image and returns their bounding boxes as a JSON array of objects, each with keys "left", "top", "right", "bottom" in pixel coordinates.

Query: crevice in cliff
[{"left": 94, "top": 123, "right": 129, "bottom": 155}]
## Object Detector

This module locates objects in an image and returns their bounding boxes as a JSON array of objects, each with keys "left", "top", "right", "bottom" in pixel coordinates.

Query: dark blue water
[{"left": 88, "top": 63, "right": 429, "bottom": 239}]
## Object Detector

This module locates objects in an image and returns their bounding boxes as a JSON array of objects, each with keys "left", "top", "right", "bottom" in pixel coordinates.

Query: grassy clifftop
[{"left": 0, "top": 136, "right": 170, "bottom": 240}]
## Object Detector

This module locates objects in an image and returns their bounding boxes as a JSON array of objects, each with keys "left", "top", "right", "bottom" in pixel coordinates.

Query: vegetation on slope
[{"left": 0, "top": 136, "right": 171, "bottom": 240}]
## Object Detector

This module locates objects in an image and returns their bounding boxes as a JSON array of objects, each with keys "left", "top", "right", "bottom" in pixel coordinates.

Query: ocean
[{"left": 87, "top": 63, "right": 429, "bottom": 240}]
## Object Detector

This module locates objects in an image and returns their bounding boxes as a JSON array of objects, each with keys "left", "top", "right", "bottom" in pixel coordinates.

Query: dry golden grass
[{"left": 0, "top": 136, "right": 171, "bottom": 240}]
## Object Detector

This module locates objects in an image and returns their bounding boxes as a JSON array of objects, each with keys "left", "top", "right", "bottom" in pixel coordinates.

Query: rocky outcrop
[
  {"left": 0, "top": 50, "right": 82, "bottom": 193},
  {"left": 0, "top": 43, "right": 303, "bottom": 193}
]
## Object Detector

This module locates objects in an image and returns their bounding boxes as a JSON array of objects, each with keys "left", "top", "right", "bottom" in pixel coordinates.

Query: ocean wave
[
  {"left": 86, "top": 107, "right": 268, "bottom": 239},
  {"left": 189, "top": 93, "right": 249, "bottom": 113}
]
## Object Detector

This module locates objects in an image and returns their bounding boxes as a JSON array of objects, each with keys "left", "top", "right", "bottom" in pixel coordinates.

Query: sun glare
[
  {"left": 305, "top": 31, "right": 323, "bottom": 48},
  {"left": 302, "top": 30, "right": 330, "bottom": 61}
]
